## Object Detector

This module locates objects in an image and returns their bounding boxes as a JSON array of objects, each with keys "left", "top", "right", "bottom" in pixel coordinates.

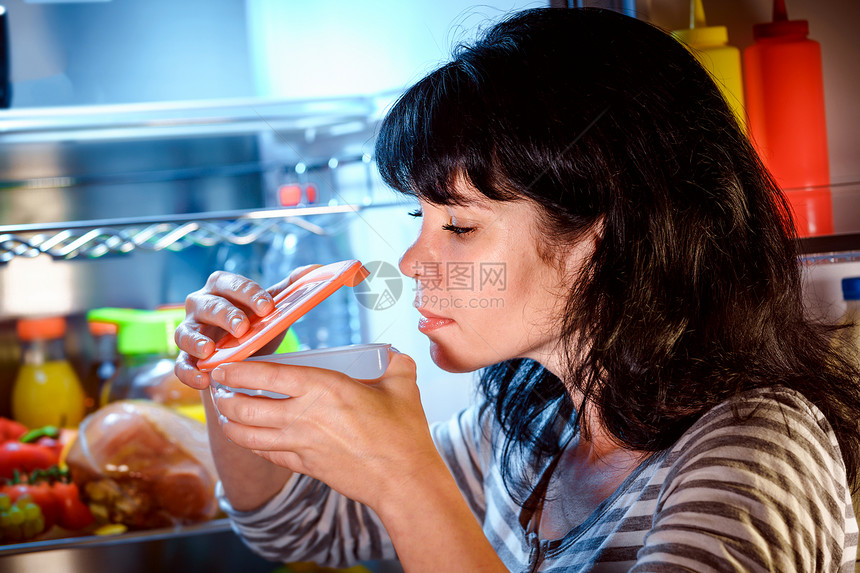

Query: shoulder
[
  {"left": 641, "top": 386, "right": 854, "bottom": 572},
  {"left": 670, "top": 386, "right": 845, "bottom": 478}
]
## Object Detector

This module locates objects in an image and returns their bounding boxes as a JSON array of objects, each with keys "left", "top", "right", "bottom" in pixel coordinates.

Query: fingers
[
  {"left": 385, "top": 349, "right": 418, "bottom": 380},
  {"left": 213, "top": 389, "right": 295, "bottom": 430},
  {"left": 177, "top": 271, "right": 275, "bottom": 357},
  {"left": 211, "top": 361, "right": 346, "bottom": 399},
  {"left": 219, "top": 416, "right": 296, "bottom": 452},
  {"left": 202, "top": 271, "right": 276, "bottom": 318},
  {"left": 174, "top": 351, "right": 210, "bottom": 390},
  {"left": 174, "top": 320, "right": 215, "bottom": 360},
  {"left": 182, "top": 295, "right": 253, "bottom": 342}
]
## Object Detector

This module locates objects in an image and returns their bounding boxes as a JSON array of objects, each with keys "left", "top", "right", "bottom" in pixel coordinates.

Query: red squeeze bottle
[{"left": 743, "top": 0, "right": 832, "bottom": 237}]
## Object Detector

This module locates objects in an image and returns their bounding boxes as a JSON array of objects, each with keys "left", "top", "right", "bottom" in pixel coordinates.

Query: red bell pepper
[
  {"left": 0, "top": 417, "right": 27, "bottom": 443},
  {"left": 0, "top": 441, "right": 60, "bottom": 480},
  {"left": 1, "top": 470, "right": 94, "bottom": 532}
]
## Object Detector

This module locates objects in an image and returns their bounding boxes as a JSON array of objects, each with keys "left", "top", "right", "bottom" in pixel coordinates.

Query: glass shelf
[
  {"left": 798, "top": 233, "right": 860, "bottom": 265},
  {"left": 0, "top": 94, "right": 395, "bottom": 144},
  {"left": 791, "top": 180, "right": 860, "bottom": 264}
]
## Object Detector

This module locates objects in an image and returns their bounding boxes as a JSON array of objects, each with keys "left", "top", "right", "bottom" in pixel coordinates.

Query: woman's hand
[
  {"left": 209, "top": 350, "right": 440, "bottom": 511},
  {"left": 172, "top": 265, "right": 319, "bottom": 512},
  {"left": 174, "top": 266, "right": 319, "bottom": 390},
  {"left": 212, "top": 350, "right": 507, "bottom": 571}
]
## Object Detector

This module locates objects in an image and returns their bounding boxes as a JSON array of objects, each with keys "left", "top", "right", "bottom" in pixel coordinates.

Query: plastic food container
[
  {"left": 196, "top": 260, "right": 369, "bottom": 372},
  {"left": 199, "top": 260, "right": 390, "bottom": 399},
  {"left": 212, "top": 343, "right": 391, "bottom": 399}
]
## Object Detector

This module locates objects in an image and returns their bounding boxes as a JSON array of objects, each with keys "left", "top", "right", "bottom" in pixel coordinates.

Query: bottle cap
[
  {"left": 753, "top": 19, "right": 809, "bottom": 39},
  {"left": 87, "top": 320, "right": 118, "bottom": 337},
  {"left": 87, "top": 307, "right": 180, "bottom": 356},
  {"left": 196, "top": 259, "right": 369, "bottom": 372},
  {"left": 753, "top": 0, "right": 809, "bottom": 39},
  {"left": 672, "top": 0, "right": 729, "bottom": 47},
  {"left": 17, "top": 316, "right": 66, "bottom": 341},
  {"left": 842, "top": 277, "right": 860, "bottom": 301}
]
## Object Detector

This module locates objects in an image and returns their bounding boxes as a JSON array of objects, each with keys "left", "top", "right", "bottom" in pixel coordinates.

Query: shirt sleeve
[
  {"left": 430, "top": 401, "right": 494, "bottom": 523},
  {"left": 631, "top": 388, "right": 858, "bottom": 573},
  {"left": 219, "top": 401, "right": 492, "bottom": 567}
]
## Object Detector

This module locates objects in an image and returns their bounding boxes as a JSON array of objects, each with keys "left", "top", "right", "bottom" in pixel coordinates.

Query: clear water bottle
[{"left": 261, "top": 226, "right": 362, "bottom": 350}]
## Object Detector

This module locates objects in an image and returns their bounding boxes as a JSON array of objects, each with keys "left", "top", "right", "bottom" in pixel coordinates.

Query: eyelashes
[
  {"left": 407, "top": 208, "right": 475, "bottom": 235},
  {"left": 441, "top": 223, "right": 476, "bottom": 235}
]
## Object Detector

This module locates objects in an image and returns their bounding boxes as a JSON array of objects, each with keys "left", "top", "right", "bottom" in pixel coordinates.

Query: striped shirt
[{"left": 220, "top": 386, "right": 858, "bottom": 571}]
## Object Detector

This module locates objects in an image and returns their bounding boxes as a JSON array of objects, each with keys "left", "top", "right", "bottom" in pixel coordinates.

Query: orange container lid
[
  {"left": 88, "top": 320, "right": 118, "bottom": 337},
  {"left": 196, "top": 259, "right": 368, "bottom": 372},
  {"left": 17, "top": 316, "right": 67, "bottom": 340}
]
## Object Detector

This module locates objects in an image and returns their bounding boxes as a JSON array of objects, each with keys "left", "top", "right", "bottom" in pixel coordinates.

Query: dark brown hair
[{"left": 376, "top": 7, "right": 860, "bottom": 499}]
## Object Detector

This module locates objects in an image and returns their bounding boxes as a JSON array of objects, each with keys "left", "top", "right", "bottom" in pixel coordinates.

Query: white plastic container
[{"left": 212, "top": 343, "right": 391, "bottom": 399}]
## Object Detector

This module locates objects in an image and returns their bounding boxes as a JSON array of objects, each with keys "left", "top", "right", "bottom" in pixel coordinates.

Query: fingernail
[
  {"left": 195, "top": 338, "right": 208, "bottom": 353},
  {"left": 230, "top": 315, "right": 244, "bottom": 332},
  {"left": 211, "top": 367, "right": 225, "bottom": 382},
  {"left": 212, "top": 385, "right": 232, "bottom": 401},
  {"left": 255, "top": 296, "right": 271, "bottom": 311},
  {"left": 193, "top": 373, "right": 204, "bottom": 387}
]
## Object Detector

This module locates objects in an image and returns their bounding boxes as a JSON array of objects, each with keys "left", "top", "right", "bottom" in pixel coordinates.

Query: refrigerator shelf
[
  {"left": 0, "top": 518, "right": 232, "bottom": 557},
  {"left": 0, "top": 204, "right": 362, "bottom": 263},
  {"left": 798, "top": 232, "right": 860, "bottom": 265},
  {"left": 0, "top": 95, "right": 393, "bottom": 144}
]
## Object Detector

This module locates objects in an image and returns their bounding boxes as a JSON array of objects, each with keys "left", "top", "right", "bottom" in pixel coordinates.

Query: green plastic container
[{"left": 87, "top": 307, "right": 300, "bottom": 406}]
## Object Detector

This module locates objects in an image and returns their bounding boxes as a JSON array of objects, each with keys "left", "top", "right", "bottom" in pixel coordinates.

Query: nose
[
  {"left": 399, "top": 237, "right": 423, "bottom": 280},
  {"left": 399, "top": 219, "right": 437, "bottom": 281}
]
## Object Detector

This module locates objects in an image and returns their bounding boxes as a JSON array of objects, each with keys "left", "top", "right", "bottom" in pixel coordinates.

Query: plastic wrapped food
[{"left": 65, "top": 400, "right": 218, "bottom": 530}]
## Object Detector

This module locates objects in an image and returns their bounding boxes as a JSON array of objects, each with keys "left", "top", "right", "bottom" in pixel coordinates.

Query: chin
[{"left": 428, "top": 342, "right": 490, "bottom": 373}]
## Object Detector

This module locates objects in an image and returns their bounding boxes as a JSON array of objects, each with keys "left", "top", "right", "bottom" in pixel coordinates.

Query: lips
[{"left": 416, "top": 308, "right": 454, "bottom": 334}]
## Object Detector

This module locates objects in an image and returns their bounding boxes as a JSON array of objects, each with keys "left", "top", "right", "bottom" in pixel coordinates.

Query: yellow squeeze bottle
[
  {"left": 12, "top": 316, "right": 86, "bottom": 429},
  {"left": 672, "top": 0, "right": 746, "bottom": 129}
]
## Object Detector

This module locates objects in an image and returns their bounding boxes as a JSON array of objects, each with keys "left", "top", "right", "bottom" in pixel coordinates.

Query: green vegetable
[
  {"left": 19, "top": 426, "right": 60, "bottom": 444},
  {"left": 0, "top": 494, "right": 45, "bottom": 543}
]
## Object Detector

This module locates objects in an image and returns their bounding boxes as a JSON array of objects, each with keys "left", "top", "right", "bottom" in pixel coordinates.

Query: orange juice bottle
[{"left": 12, "top": 316, "right": 86, "bottom": 428}]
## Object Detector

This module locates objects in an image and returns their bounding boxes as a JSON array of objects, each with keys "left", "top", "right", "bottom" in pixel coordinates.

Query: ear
[{"left": 562, "top": 216, "right": 604, "bottom": 276}]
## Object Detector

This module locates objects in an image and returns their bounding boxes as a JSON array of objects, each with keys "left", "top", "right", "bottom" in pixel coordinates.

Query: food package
[{"left": 65, "top": 400, "right": 218, "bottom": 530}]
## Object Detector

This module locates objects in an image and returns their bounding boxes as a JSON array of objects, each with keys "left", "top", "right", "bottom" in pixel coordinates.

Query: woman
[{"left": 175, "top": 8, "right": 860, "bottom": 572}]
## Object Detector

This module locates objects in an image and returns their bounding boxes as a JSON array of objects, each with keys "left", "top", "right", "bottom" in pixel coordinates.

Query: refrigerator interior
[{"left": 0, "top": 0, "right": 858, "bottom": 569}]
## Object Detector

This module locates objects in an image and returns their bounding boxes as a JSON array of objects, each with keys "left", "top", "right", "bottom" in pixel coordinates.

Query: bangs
[{"left": 374, "top": 61, "right": 518, "bottom": 206}]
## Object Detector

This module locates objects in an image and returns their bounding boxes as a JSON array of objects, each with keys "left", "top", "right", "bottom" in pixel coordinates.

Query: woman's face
[{"left": 398, "top": 184, "right": 593, "bottom": 376}]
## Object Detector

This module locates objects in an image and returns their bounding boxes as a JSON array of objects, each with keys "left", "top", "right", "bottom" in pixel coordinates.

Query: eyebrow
[
  {"left": 420, "top": 196, "right": 496, "bottom": 212},
  {"left": 465, "top": 199, "right": 495, "bottom": 211}
]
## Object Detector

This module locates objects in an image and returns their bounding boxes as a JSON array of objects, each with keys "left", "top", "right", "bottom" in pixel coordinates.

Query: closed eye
[{"left": 442, "top": 223, "right": 475, "bottom": 235}]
